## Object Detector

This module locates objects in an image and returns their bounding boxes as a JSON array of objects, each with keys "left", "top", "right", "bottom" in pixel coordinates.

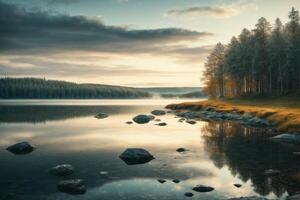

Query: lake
[{"left": 0, "top": 99, "right": 299, "bottom": 200}]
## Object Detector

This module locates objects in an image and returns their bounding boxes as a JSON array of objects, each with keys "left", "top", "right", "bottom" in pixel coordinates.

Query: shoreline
[{"left": 166, "top": 99, "right": 300, "bottom": 133}]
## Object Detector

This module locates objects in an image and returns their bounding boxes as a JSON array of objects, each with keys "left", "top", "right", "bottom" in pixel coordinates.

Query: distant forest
[
  {"left": 0, "top": 78, "right": 150, "bottom": 99},
  {"left": 203, "top": 8, "right": 300, "bottom": 98}
]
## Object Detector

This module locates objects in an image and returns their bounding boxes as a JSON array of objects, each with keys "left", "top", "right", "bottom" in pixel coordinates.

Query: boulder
[
  {"left": 184, "top": 192, "right": 194, "bottom": 197},
  {"left": 192, "top": 185, "right": 214, "bottom": 192},
  {"left": 57, "top": 179, "right": 86, "bottom": 195},
  {"left": 6, "top": 142, "right": 35, "bottom": 154},
  {"left": 151, "top": 110, "right": 166, "bottom": 116},
  {"left": 270, "top": 133, "right": 300, "bottom": 144},
  {"left": 49, "top": 164, "right": 74, "bottom": 177},
  {"left": 132, "top": 115, "right": 152, "bottom": 124},
  {"left": 94, "top": 113, "right": 108, "bottom": 119},
  {"left": 119, "top": 148, "right": 154, "bottom": 165}
]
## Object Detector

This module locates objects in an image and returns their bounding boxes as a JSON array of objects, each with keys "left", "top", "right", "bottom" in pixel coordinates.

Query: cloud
[
  {"left": 167, "top": 1, "right": 255, "bottom": 19},
  {"left": 0, "top": 1, "right": 214, "bottom": 54},
  {"left": 168, "top": 6, "right": 241, "bottom": 18}
]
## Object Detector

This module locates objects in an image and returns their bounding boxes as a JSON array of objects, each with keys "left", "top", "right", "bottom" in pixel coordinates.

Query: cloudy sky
[{"left": 0, "top": 0, "right": 299, "bottom": 87}]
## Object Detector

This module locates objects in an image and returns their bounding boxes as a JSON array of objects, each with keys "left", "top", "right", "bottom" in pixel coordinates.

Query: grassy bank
[{"left": 166, "top": 96, "right": 300, "bottom": 133}]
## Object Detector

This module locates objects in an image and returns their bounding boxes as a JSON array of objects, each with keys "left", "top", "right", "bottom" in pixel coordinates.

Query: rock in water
[
  {"left": 192, "top": 185, "right": 214, "bottom": 192},
  {"left": 151, "top": 110, "right": 166, "bottom": 116},
  {"left": 156, "top": 122, "right": 167, "bottom": 126},
  {"left": 158, "top": 179, "right": 166, "bottom": 184},
  {"left": 57, "top": 179, "right": 86, "bottom": 195},
  {"left": 119, "top": 148, "right": 154, "bottom": 165},
  {"left": 172, "top": 179, "right": 180, "bottom": 183},
  {"left": 126, "top": 121, "right": 133, "bottom": 125},
  {"left": 132, "top": 115, "right": 152, "bottom": 124},
  {"left": 234, "top": 184, "right": 242, "bottom": 188},
  {"left": 186, "top": 120, "right": 196, "bottom": 125},
  {"left": 49, "top": 164, "right": 74, "bottom": 176},
  {"left": 6, "top": 142, "right": 35, "bottom": 154},
  {"left": 95, "top": 113, "right": 108, "bottom": 119},
  {"left": 176, "top": 148, "right": 188, "bottom": 153},
  {"left": 184, "top": 192, "right": 194, "bottom": 197}
]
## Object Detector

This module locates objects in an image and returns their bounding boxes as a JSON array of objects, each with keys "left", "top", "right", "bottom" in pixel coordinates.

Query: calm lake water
[{"left": 0, "top": 99, "right": 300, "bottom": 200}]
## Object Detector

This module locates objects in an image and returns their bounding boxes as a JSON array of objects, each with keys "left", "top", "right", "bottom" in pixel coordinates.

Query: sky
[{"left": 0, "top": 0, "right": 299, "bottom": 87}]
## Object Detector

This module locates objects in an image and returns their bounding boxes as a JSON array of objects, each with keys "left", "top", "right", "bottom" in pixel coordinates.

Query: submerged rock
[
  {"left": 156, "top": 122, "right": 167, "bottom": 126},
  {"left": 228, "top": 196, "right": 269, "bottom": 200},
  {"left": 184, "top": 192, "right": 194, "bottom": 197},
  {"left": 154, "top": 119, "right": 161, "bottom": 122},
  {"left": 176, "top": 148, "right": 188, "bottom": 152},
  {"left": 132, "top": 115, "right": 152, "bottom": 124},
  {"left": 49, "top": 164, "right": 74, "bottom": 177},
  {"left": 270, "top": 133, "right": 300, "bottom": 144},
  {"left": 234, "top": 184, "right": 242, "bottom": 188},
  {"left": 158, "top": 179, "right": 166, "bottom": 184},
  {"left": 6, "top": 142, "right": 35, "bottom": 154},
  {"left": 94, "top": 113, "right": 108, "bottom": 119},
  {"left": 151, "top": 110, "right": 166, "bottom": 116},
  {"left": 119, "top": 148, "right": 154, "bottom": 165},
  {"left": 192, "top": 185, "right": 214, "bottom": 192},
  {"left": 57, "top": 179, "right": 86, "bottom": 195},
  {"left": 126, "top": 121, "right": 133, "bottom": 125}
]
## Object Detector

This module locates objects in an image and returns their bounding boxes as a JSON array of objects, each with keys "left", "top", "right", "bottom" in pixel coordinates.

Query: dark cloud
[
  {"left": 167, "top": 6, "right": 237, "bottom": 18},
  {"left": 0, "top": 1, "right": 214, "bottom": 54}
]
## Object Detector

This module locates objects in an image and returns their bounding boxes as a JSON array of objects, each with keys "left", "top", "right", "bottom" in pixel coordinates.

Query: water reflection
[
  {"left": 0, "top": 106, "right": 142, "bottom": 123},
  {"left": 0, "top": 102, "right": 299, "bottom": 200},
  {"left": 202, "top": 121, "right": 300, "bottom": 197}
]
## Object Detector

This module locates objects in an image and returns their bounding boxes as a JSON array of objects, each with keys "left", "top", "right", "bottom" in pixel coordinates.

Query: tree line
[
  {"left": 203, "top": 8, "right": 300, "bottom": 98},
  {"left": 0, "top": 78, "right": 150, "bottom": 99}
]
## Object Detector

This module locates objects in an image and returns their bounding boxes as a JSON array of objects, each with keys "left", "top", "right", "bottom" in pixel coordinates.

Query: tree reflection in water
[{"left": 201, "top": 121, "right": 300, "bottom": 197}]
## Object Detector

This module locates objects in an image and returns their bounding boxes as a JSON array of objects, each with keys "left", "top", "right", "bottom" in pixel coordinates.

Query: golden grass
[{"left": 166, "top": 97, "right": 300, "bottom": 132}]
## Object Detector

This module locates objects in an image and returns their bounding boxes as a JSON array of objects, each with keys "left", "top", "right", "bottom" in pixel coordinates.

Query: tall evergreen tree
[{"left": 203, "top": 8, "right": 300, "bottom": 98}]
